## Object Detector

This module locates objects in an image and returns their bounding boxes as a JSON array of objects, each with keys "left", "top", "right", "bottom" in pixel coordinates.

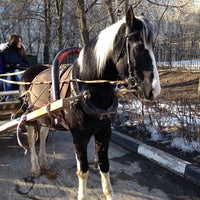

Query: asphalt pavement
[{"left": 0, "top": 128, "right": 200, "bottom": 200}]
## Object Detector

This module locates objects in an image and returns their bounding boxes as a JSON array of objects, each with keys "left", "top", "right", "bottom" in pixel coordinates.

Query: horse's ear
[{"left": 125, "top": 6, "right": 136, "bottom": 29}]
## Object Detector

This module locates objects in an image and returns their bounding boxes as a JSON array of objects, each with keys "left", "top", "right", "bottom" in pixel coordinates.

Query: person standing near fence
[
  {"left": 0, "top": 52, "right": 4, "bottom": 91},
  {"left": 1, "top": 34, "right": 30, "bottom": 91}
]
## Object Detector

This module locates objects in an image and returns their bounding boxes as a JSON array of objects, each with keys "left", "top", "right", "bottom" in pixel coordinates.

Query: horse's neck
[
  {"left": 80, "top": 83, "right": 114, "bottom": 109},
  {"left": 74, "top": 55, "right": 117, "bottom": 109}
]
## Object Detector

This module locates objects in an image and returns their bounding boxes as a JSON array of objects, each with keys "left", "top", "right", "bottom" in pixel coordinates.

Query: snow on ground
[
  {"left": 115, "top": 99, "right": 200, "bottom": 154},
  {"left": 157, "top": 59, "right": 200, "bottom": 70},
  {"left": 171, "top": 137, "right": 200, "bottom": 153}
]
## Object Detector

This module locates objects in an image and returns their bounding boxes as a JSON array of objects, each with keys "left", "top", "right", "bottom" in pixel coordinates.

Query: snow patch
[
  {"left": 171, "top": 137, "right": 200, "bottom": 153},
  {"left": 116, "top": 98, "right": 200, "bottom": 154},
  {"left": 146, "top": 126, "right": 162, "bottom": 141}
]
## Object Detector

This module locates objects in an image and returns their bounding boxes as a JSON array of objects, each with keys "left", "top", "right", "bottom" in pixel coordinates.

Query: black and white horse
[{"left": 20, "top": 7, "right": 160, "bottom": 200}]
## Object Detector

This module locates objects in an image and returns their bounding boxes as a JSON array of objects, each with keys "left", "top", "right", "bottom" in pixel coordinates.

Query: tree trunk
[
  {"left": 55, "top": 0, "right": 64, "bottom": 50},
  {"left": 76, "top": 0, "right": 89, "bottom": 45},
  {"left": 43, "top": 0, "right": 51, "bottom": 64},
  {"left": 105, "top": 0, "right": 116, "bottom": 24}
]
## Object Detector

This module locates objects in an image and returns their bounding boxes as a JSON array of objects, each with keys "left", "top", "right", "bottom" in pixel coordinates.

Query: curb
[{"left": 111, "top": 130, "right": 200, "bottom": 187}]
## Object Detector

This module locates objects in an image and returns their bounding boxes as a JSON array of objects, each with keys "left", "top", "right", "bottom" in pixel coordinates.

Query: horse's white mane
[
  {"left": 95, "top": 18, "right": 126, "bottom": 77},
  {"left": 94, "top": 15, "right": 153, "bottom": 77},
  {"left": 138, "top": 17, "right": 154, "bottom": 49},
  {"left": 78, "top": 14, "right": 153, "bottom": 78}
]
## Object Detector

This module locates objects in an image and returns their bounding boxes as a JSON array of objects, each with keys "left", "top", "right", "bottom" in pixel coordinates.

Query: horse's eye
[
  {"left": 136, "top": 41, "right": 145, "bottom": 49},
  {"left": 138, "top": 41, "right": 143, "bottom": 45},
  {"left": 137, "top": 40, "right": 143, "bottom": 46}
]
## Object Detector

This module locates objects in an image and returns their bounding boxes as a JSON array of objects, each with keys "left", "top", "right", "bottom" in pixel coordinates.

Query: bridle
[{"left": 117, "top": 31, "right": 138, "bottom": 89}]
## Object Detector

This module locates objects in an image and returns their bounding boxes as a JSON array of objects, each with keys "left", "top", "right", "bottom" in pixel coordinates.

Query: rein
[{"left": 0, "top": 76, "right": 128, "bottom": 86}]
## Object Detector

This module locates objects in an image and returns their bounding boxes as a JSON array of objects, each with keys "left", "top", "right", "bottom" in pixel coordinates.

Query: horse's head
[{"left": 116, "top": 7, "right": 161, "bottom": 101}]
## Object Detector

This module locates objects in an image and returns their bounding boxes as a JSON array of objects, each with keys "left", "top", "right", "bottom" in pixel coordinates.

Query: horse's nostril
[
  {"left": 145, "top": 89, "right": 154, "bottom": 101},
  {"left": 149, "top": 89, "right": 154, "bottom": 100}
]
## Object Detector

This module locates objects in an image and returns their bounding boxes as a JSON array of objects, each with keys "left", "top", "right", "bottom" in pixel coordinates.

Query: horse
[{"left": 19, "top": 7, "right": 161, "bottom": 200}]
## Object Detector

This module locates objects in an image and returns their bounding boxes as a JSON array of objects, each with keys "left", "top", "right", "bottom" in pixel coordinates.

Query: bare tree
[
  {"left": 104, "top": 0, "right": 116, "bottom": 24},
  {"left": 0, "top": 0, "right": 199, "bottom": 63},
  {"left": 55, "top": 0, "right": 64, "bottom": 50},
  {"left": 76, "top": 0, "right": 89, "bottom": 45},
  {"left": 43, "top": 0, "right": 51, "bottom": 63}
]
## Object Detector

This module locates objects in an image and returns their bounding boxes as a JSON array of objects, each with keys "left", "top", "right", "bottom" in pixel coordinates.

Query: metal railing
[{"left": 155, "top": 33, "right": 200, "bottom": 70}]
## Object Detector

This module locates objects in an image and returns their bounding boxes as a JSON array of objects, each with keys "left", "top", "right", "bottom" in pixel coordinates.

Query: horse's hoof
[
  {"left": 40, "top": 164, "right": 50, "bottom": 171},
  {"left": 31, "top": 171, "right": 40, "bottom": 177},
  {"left": 106, "top": 196, "right": 116, "bottom": 200}
]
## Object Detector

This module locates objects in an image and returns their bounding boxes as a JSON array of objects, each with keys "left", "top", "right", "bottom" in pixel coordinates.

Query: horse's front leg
[
  {"left": 39, "top": 126, "right": 50, "bottom": 171},
  {"left": 26, "top": 125, "right": 40, "bottom": 177},
  {"left": 73, "top": 138, "right": 89, "bottom": 200},
  {"left": 95, "top": 130, "right": 116, "bottom": 200},
  {"left": 100, "top": 171, "right": 115, "bottom": 200}
]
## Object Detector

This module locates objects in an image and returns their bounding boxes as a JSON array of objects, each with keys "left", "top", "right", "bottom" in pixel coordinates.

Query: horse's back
[
  {"left": 30, "top": 68, "right": 52, "bottom": 108},
  {"left": 21, "top": 65, "right": 49, "bottom": 92},
  {"left": 22, "top": 65, "right": 49, "bottom": 82}
]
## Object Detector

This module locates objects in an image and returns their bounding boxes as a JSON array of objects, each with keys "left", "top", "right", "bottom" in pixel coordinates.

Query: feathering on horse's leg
[
  {"left": 39, "top": 126, "right": 50, "bottom": 171},
  {"left": 26, "top": 125, "right": 40, "bottom": 177},
  {"left": 74, "top": 140, "right": 89, "bottom": 200}
]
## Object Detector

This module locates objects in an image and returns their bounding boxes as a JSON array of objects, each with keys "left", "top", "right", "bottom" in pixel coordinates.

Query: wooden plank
[
  {"left": 0, "top": 118, "right": 21, "bottom": 132},
  {"left": 0, "top": 110, "right": 20, "bottom": 116},
  {"left": 26, "top": 98, "right": 66, "bottom": 122},
  {"left": 0, "top": 90, "right": 19, "bottom": 96},
  {"left": 0, "top": 101, "right": 21, "bottom": 116},
  {"left": 0, "top": 100, "right": 20, "bottom": 106},
  {"left": 0, "top": 98, "right": 67, "bottom": 133}
]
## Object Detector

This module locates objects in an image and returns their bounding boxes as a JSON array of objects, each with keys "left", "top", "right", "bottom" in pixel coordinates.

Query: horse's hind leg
[
  {"left": 27, "top": 125, "right": 40, "bottom": 177},
  {"left": 39, "top": 126, "right": 50, "bottom": 171},
  {"left": 95, "top": 129, "right": 116, "bottom": 200}
]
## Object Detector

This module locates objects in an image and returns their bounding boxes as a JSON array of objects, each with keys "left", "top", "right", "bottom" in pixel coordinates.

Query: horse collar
[{"left": 70, "top": 69, "right": 118, "bottom": 120}]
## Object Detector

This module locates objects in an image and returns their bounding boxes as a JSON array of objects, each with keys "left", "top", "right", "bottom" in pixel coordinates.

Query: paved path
[{"left": 0, "top": 128, "right": 200, "bottom": 200}]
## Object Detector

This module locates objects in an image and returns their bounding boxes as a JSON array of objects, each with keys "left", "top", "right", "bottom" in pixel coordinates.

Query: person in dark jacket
[
  {"left": 1, "top": 34, "right": 30, "bottom": 91},
  {"left": 0, "top": 52, "right": 4, "bottom": 91}
]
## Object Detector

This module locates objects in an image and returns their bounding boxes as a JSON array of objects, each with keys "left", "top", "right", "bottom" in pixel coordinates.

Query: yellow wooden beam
[
  {"left": 26, "top": 98, "right": 66, "bottom": 122},
  {"left": 0, "top": 98, "right": 67, "bottom": 133}
]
